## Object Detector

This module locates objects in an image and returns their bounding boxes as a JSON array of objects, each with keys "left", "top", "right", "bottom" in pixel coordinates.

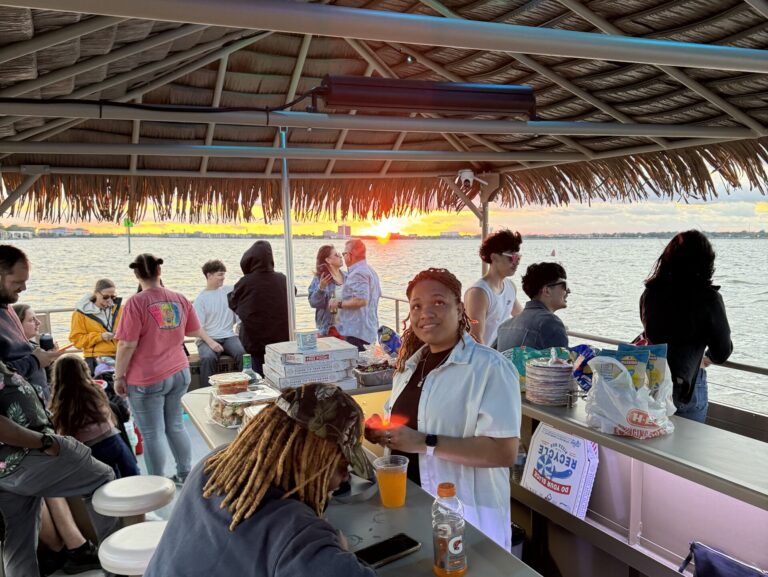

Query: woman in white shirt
[{"left": 365, "top": 268, "right": 521, "bottom": 550}]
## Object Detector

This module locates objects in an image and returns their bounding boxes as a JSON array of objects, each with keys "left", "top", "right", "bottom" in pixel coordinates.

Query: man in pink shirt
[{"left": 115, "top": 254, "right": 203, "bottom": 484}]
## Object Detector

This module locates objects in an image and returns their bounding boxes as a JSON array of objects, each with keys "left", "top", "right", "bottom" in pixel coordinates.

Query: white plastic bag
[{"left": 585, "top": 356, "right": 675, "bottom": 439}]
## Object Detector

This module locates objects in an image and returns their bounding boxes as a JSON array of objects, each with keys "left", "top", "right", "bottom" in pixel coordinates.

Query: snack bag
[
  {"left": 598, "top": 349, "right": 650, "bottom": 390},
  {"left": 377, "top": 325, "right": 402, "bottom": 356},
  {"left": 585, "top": 356, "right": 675, "bottom": 439},
  {"left": 617, "top": 343, "right": 668, "bottom": 395},
  {"left": 570, "top": 344, "right": 600, "bottom": 391},
  {"left": 501, "top": 346, "right": 570, "bottom": 390}
]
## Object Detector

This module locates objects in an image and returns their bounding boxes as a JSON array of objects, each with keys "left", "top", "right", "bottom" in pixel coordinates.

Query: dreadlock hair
[
  {"left": 50, "top": 355, "right": 113, "bottom": 437},
  {"left": 202, "top": 401, "right": 343, "bottom": 531},
  {"left": 395, "top": 268, "right": 474, "bottom": 372}
]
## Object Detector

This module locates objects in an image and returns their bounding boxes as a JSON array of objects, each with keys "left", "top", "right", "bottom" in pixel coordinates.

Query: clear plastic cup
[{"left": 374, "top": 455, "right": 409, "bottom": 508}]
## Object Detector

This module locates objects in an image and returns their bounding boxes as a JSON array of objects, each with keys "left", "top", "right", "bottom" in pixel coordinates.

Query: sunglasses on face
[
  {"left": 99, "top": 293, "right": 117, "bottom": 301},
  {"left": 501, "top": 252, "right": 521, "bottom": 263},
  {"left": 546, "top": 281, "right": 569, "bottom": 291}
]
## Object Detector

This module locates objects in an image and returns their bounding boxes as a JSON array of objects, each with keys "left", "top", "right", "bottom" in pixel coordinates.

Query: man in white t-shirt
[
  {"left": 465, "top": 229, "right": 524, "bottom": 346},
  {"left": 194, "top": 260, "right": 245, "bottom": 387}
]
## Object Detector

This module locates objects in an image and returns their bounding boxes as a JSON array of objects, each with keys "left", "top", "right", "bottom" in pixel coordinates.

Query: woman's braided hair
[
  {"left": 202, "top": 403, "right": 343, "bottom": 531},
  {"left": 395, "top": 268, "right": 474, "bottom": 372}
]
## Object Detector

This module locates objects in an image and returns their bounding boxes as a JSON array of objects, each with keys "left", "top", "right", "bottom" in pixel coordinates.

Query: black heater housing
[{"left": 318, "top": 75, "right": 536, "bottom": 117}]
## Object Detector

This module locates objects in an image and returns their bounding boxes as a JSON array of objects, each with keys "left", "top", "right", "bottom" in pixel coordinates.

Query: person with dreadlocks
[
  {"left": 144, "top": 382, "right": 376, "bottom": 577},
  {"left": 365, "top": 268, "right": 521, "bottom": 551}
]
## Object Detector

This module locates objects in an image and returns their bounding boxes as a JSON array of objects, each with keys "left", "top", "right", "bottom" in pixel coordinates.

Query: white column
[{"left": 280, "top": 128, "right": 297, "bottom": 338}]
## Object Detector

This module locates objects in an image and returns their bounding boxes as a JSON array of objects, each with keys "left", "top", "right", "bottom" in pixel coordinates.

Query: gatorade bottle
[
  {"left": 242, "top": 354, "right": 260, "bottom": 389},
  {"left": 432, "top": 482, "right": 467, "bottom": 577}
]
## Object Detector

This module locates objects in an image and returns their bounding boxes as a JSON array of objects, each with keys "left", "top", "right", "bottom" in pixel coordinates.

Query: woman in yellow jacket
[{"left": 70, "top": 279, "right": 123, "bottom": 373}]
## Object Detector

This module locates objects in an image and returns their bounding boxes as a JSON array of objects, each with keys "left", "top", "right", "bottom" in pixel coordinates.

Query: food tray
[{"left": 352, "top": 367, "right": 395, "bottom": 387}]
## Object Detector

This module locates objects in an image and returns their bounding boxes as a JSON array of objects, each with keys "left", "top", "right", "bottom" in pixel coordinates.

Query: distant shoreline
[{"left": 4, "top": 231, "right": 766, "bottom": 240}]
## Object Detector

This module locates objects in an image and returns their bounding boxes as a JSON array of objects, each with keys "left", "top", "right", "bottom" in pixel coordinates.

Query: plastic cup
[{"left": 374, "top": 455, "right": 409, "bottom": 508}]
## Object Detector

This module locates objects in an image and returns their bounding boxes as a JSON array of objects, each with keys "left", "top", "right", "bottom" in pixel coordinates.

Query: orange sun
[{"left": 359, "top": 217, "right": 404, "bottom": 242}]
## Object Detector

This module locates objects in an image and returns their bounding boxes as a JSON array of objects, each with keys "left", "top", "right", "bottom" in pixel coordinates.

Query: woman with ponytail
[
  {"left": 114, "top": 254, "right": 205, "bottom": 484},
  {"left": 365, "top": 268, "right": 521, "bottom": 551}
]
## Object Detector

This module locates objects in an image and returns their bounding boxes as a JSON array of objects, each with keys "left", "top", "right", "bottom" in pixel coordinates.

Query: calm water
[{"left": 7, "top": 236, "right": 767, "bottom": 414}]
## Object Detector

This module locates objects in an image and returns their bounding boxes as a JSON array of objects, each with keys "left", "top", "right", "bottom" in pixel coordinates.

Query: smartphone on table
[{"left": 354, "top": 533, "right": 421, "bottom": 569}]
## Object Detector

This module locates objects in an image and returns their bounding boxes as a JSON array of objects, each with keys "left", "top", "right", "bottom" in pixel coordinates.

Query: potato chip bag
[
  {"left": 618, "top": 343, "right": 668, "bottom": 395},
  {"left": 597, "top": 349, "right": 651, "bottom": 390}
]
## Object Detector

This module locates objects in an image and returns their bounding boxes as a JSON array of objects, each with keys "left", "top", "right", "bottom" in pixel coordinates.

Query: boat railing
[{"left": 31, "top": 295, "right": 768, "bottom": 437}]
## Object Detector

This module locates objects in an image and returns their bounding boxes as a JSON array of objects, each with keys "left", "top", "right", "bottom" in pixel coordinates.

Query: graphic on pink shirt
[{"left": 147, "top": 302, "right": 182, "bottom": 329}]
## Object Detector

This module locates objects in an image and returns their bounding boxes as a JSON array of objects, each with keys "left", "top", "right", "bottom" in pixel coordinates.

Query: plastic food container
[
  {"left": 352, "top": 367, "right": 395, "bottom": 387},
  {"left": 208, "top": 388, "right": 279, "bottom": 428},
  {"left": 209, "top": 372, "right": 250, "bottom": 395}
]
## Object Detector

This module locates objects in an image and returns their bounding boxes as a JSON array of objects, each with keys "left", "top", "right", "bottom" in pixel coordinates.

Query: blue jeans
[
  {"left": 198, "top": 336, "right": 245, "bottom": 388},
  {"left": 90, "top": 433, "right": 140, "bottom": 479},
  {"left": 675, "top": 368, "right": 709, "bottom": 423},
  {"left": 127, "top": 368, "right": 192, "bottom": 478}
]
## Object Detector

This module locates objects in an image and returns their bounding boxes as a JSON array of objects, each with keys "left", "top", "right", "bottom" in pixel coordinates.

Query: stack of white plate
[{"left": 525, "top": 360, "right": 575, "bottom": 406}]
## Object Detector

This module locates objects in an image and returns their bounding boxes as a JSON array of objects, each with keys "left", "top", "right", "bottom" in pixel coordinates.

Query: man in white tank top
[{"left": 464, "top": 230, "right": 523, "bottom": 345}]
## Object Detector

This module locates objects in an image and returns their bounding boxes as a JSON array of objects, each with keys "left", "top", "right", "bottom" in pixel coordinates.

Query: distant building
[
  {"left": 322, "top": 230, "right": 335, "bottom": 239},
  {"left": 39, "top": 227, "right": 90, "bottom": 237},
  {"left": 440, "top": 231, "right": 461, "bottom": 238},
  {"left": 338, "top": 225, "right": 351, "bottom": 238}
]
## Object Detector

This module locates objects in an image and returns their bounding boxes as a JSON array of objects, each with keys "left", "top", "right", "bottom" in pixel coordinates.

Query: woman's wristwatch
[
  {"left": 425, "top": 434, "right": 438, "bottom": 456},
  {"left": 40, "top": 433, "right": 55, "bottom": 451}
]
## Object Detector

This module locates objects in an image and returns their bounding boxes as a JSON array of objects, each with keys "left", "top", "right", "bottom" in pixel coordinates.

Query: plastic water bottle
[
  {"left": 242, "top": 354, "right": 260, "bottom": 388},
  {"left": 432, "top": 482, "right": 467, "bottom": 577}
]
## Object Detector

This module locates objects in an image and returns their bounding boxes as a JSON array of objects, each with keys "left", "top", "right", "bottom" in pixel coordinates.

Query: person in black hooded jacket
[
  {"left": 640, "top": 230, "right": 732, "bottom": 423},
  {"left": 228, "top": 241, "right": 289, "bottom": 375}
]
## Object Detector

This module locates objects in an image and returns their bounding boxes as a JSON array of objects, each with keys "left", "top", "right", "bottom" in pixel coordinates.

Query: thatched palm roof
[{"left": 0, "top": 0, "right": 767, "bottom": 223}]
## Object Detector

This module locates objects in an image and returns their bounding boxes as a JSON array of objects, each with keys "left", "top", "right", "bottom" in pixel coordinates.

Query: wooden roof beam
[
  {"left": 6, "top": 0, "right": 768, "bottom": 73},
  {"left": 264, "top": 34, "right": 313, "bottom": 177},
  {"left": 324, "top": 64, "right": 375, "bottom": 176},
  {"left": 389, "top": 41, "right": 595, "bottom": 159},
  {"left": 344, "top": 37, "right": 485, "bottom": 171},
  {"left": 553, "top": 0, "right": 767, "bottom": 136},
  {"left": 414, "top": 0, "right": 668, "bottom": 150},
  {"left": 0, "top": 16, "right": 126, "bottom": 66},
  {"left": 745, "top": 0, "right": 768, "bottom": 19},
  {"left": 199, "top": 55, "right": 230, "bottom": 174}
]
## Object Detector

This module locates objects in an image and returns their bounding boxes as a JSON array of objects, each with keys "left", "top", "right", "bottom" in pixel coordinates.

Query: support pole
[
  {"left": 0, "top": 173, "right": 42, "bottom": 217},
  {"left": 481, "top": 201, "right": 489, "bottom": 276},
  {"left": 280, "top": 128, "right": 297, "bottom": 338}
]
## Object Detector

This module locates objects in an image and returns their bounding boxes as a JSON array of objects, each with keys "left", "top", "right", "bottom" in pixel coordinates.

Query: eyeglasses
[
  {"left": 341, "top": 251, "right": 351, "bottom": 256},
  {"left": 546, "top": 281, "right": 569, "bottom": 291},
  {"left": 501, "top": 251, "right": 522, "bottom": 263},
  {"left": 99, "top": 293, "right": 117, "bottom": 301}
]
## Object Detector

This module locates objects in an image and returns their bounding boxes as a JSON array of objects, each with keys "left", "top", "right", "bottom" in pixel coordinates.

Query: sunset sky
[{"left": 3, "top": 182, "right": 766, "bottom": 237}]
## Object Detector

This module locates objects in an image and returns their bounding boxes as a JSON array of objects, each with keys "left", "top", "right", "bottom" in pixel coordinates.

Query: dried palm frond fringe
[{"left": 2, "top": 138, "right": 766, "bottom": 224}]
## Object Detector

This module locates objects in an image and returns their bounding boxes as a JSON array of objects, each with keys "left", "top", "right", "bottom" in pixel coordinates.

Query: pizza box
[
  {"left": 265, "top": 337, "right": 358, "bottom": 364},
  {"left": 521, "top": 423, "right": 599, "bottom": 520},
  {"left": 263, "top": 355, "right": 356, "bottom": 376}
]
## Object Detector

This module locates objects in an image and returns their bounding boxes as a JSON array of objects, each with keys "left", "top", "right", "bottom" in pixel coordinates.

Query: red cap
[{"left": 437, "top": 482, "right": 456, "bottom": 497}]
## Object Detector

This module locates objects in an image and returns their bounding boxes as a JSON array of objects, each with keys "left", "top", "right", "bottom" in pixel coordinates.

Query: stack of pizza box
[{"left": 263, "top": 337, "right": 359, "bottom": 391}]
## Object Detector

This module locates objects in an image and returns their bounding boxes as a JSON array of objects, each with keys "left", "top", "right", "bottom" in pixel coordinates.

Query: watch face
[{"left": 426, "top": 434, "right": 437, "bottom": 447}]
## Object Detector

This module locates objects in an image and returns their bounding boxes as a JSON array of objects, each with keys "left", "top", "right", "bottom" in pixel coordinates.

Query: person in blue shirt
[{"left": 495, "top": 262, "right": 570, "bottom": 352}]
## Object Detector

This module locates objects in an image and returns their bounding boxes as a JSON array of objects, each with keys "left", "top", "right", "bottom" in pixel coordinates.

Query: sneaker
[
  {"left": 168, "top": 474, "right": 187, "bottom": 485},
  {"left": 37, "top": 547, "right": 67, "bottom": 577},
  {"left": 61, "top": 540, "right": 101, "bottom": 575}
]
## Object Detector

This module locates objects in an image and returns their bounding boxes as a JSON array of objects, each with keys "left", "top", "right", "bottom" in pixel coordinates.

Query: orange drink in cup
[{"left": 373, "top": 455, "right": 409, "bottom": 508}]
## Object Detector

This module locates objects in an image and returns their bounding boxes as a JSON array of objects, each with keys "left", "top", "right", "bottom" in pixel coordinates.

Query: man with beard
[{"left": 0, "top": 246, "right": 61, "bottom": 387}]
